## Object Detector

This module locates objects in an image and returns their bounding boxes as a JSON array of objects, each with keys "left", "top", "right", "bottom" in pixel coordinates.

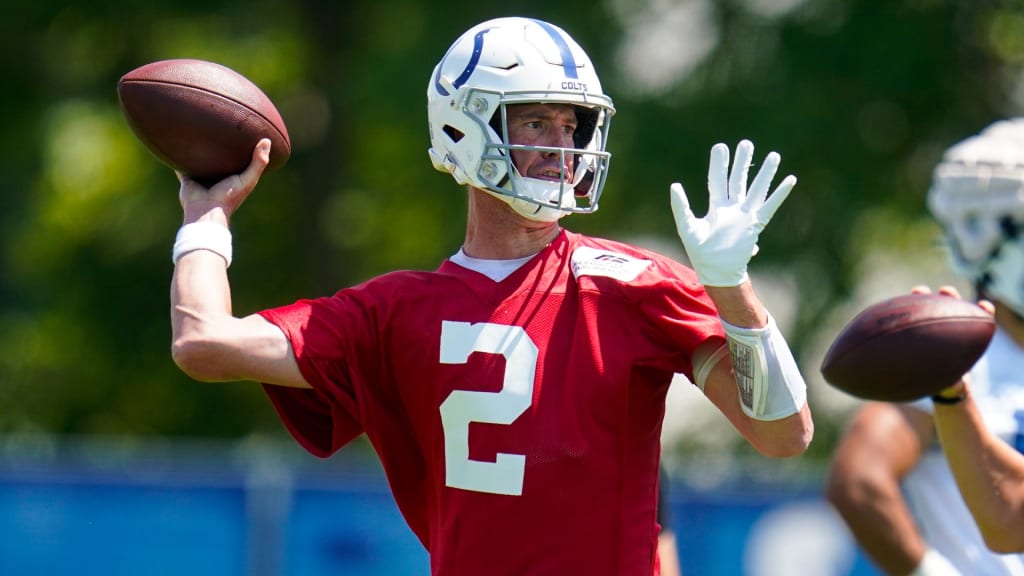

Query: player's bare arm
[
  {"left": 171, "top": 139, "right": 310, "bottom": 389},
  {"left": 933, "top": 380, "right": 1024, "bottom": 553},
  {"left": 930, "top": 292, "right": 1024, "bottom": 553},
  {"left": 825, "top": 403, "right": 936, "bottom": 575},
  {"left": 696, "top": 283, "right": 813, "bottom": 458}
]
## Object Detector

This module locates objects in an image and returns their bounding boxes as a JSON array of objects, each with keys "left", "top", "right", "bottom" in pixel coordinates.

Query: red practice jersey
[{"left": 261, "top": 230, "right": 725, "bottom": 576}]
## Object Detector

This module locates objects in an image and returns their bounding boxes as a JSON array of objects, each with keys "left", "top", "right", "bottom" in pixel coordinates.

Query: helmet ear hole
[
  {"left": 443, "top": 125, "right": 465, "bottom": 143},
  {"left": 574, "top": 107, "right": 598, "bottom": 148},
  {"left": 488, "top": 112, "right": 504, "bottom": 141}
]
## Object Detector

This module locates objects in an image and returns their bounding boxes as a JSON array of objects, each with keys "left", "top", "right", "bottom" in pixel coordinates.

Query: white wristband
[
  {"left": 909, "top": 548, "right": 961, "bottom": 576},
  {"left": 172, "top": 222, "right": 233, "bottom": 267},
  {"left": 721, "top": 313, "right": 807, "bottom": 420}
]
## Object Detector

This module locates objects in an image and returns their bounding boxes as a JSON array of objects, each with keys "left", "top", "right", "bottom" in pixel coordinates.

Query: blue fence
[{"left": 0, "top": 437, "right": 880, "bottom": 576}]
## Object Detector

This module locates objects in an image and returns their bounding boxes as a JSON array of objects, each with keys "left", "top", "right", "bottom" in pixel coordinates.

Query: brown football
[
  {"left": 820, "top": 293, "right": 995, "bottom": 402},
  {"left": 117, "top": 59, "right": 290, "bottom": 185}
]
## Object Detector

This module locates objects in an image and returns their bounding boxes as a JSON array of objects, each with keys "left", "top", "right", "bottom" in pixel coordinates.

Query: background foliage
[{"left": 1, "top": 0, "right": 1021, "bottom": 462}]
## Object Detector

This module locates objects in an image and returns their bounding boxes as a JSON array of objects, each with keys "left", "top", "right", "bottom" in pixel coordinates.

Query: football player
[
  {"left": 826, "top": 119, "right": 1024, "bottom": 574},
  {"left": 170, "top": 17, "right": 812, "bottom": 575}
]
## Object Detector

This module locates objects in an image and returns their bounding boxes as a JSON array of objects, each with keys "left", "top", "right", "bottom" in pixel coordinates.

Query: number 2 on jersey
[{"left": 439, "top": 321, "right": 537, "bottom": 496}]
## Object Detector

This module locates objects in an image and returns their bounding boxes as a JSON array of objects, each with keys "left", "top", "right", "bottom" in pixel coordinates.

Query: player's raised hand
[
  {"left": 670, "top": 139, "right": 796, "bottom": 287},
  {"left": 178, "top": 138, "right": 272, "bottom": 224}
]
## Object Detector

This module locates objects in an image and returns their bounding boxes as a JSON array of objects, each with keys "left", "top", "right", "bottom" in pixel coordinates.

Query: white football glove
[{"left": 670, "top": 140, "right": 796, "bottom": 287}]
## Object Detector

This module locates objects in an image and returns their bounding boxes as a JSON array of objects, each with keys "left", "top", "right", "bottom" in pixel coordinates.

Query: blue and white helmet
[
  {"left": 928, "top": 118, "right": 1024, "bottom": 316},
  {"left": 427, "top": 17, "right": 615, "bottom": 222}
]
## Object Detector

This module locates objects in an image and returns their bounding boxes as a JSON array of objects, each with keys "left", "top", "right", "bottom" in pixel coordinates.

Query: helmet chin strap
[
  {"left": 485, "top": 187, "right": 568, "bottom": 223},
  {"left": 502, "top": 174, "right": 579, "bottom": 222}
]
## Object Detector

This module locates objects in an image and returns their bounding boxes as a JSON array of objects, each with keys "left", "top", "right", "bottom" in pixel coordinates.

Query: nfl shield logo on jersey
[{"left": 571, "top": 246, "right": 651, "bottom": 282}]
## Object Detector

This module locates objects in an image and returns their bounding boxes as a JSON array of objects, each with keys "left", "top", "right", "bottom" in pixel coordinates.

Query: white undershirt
[{"left": 449, "top": 249, "right": 537, "bottom": 282}]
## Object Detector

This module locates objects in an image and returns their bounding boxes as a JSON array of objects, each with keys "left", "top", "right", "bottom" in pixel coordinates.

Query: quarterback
[{"left": 169, "top": 17, "right": 813, "bottom": 575}]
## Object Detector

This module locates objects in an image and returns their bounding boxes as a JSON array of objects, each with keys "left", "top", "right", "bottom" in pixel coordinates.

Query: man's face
[{"left": 503, "top": 103, "right": 577, "bottom": 184}]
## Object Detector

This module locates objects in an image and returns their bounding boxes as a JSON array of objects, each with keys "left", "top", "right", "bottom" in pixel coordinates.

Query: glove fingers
[
  {"left": 758, "top": 174, "right": 797, "bottom": 224},
  {"left": 729, "top": 140, "right": 754, "bottom": 201},
  {"left": 745, "top": 151, "right": 780, "bottom": 209},
  {"left": 708, "top": 143, "right": 729, "bottom": 205},
  {"left": 669, "top": 182, "right": 698, "bottom": 236}
]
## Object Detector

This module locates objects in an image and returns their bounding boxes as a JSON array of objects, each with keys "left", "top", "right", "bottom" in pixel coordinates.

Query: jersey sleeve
[
  {"left": 634, "top": 257, "right": 726, "bottom": 380},
  {"left": 258, "top": 295, "right": 366, "bottom": 457},
  {"left": 569, "top": 236, "right": 726, "bottom": 381}
]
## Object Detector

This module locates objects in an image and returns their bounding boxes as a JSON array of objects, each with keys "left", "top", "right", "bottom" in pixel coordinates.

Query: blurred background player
[
  {"left": 825, "top": 118, "right": 1024, "bottom": 575},
  {"left": 169, "top": 17, "right": 812, "bottom": 575}
]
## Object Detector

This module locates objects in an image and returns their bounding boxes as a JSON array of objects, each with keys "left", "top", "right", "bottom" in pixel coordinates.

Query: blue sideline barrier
[{"left": 0, "top": 437, "right": 880, "bottom": 576}]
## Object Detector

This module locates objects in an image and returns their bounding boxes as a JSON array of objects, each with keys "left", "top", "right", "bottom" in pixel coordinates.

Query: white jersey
[{"left": 904, "top": 327, "right": 1024, "bottom": 575}]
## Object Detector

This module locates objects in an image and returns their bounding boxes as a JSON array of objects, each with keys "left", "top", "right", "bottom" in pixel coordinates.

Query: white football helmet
[
  {"left": 928, "top": 118, "right": 1024, "bottom": 316},
  {"left": 427, "top": 17, "right": 615, "bottom": 222}
]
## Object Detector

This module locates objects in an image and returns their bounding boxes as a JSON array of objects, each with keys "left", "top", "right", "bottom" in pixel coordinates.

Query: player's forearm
[
  {"left": 740, "top": 404, "right": 813, "bottom": 457},
  {"left": 704, "top": 283, "right": 768, "bottom": 328},
  {"left": 827, "top": 479, "right": 928, "bottom": 575},
  {"left": 704, "top": 283, "right": 809, "bottom": 440},
  {"left": 702, "top": 350, "right": 812, "bottom": 457},
  {"left": 171, "top": 250, "right": 236, "bottom": 380},
  {"left": 934, "top": 392, "right": 1024, "bottom": 552},
  {"left": 846, "top": 513, "right": 928, "bottom": 576}
]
